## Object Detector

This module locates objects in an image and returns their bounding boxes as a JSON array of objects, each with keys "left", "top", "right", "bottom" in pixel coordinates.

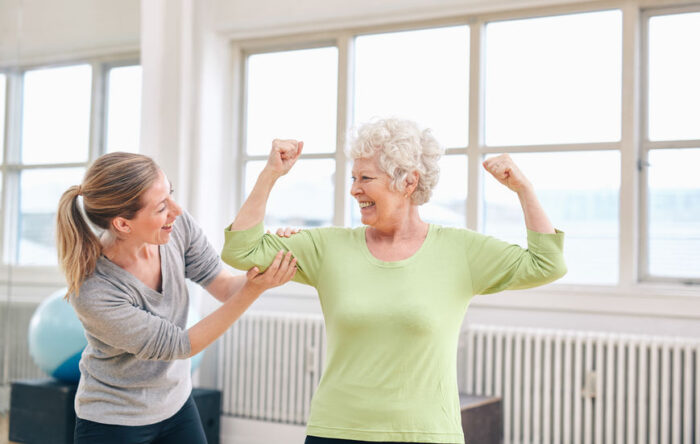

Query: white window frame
[
  {"left": 639, "top": 4, "right": 700, "bottom": 285},
  {"left": 0, "top": 53, "right": 139, "bottom": 285},
  {"left": 231, "top": 0, "right": 700, "bottom": 309}
]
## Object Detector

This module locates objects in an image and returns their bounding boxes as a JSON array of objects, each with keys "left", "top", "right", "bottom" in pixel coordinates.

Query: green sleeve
[
  {"left": 468, "top": 229, "right": 567, "bottom": 295},
  {"left": 221, "top": 223, "right": 323, "bottom": 287}
]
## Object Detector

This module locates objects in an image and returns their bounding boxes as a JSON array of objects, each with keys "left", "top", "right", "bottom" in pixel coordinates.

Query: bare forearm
[
  {"left": 517, "top": 186, "right": 555, "bottom": 234},
  {"left": 188, "top": 283, "right": 261, "bottom": 356},
  {"left": 229, "top": 168, "right": 279, "bottom": 231}
]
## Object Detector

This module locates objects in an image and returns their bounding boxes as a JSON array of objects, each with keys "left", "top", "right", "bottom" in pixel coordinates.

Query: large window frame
[
  {"left": 639, "top": 4, "right": 700, "bottom": 285},
  {"left": 0, "top": 54, "right": 139, "bottom": 285},
  {"left": 232, "top": 1, "right": 700, "bottom": 296}
]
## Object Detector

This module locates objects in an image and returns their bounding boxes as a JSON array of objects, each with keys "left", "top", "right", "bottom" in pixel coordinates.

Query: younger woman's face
[{"left": 128, "top": 169, "right": 182, "bottom": 245}]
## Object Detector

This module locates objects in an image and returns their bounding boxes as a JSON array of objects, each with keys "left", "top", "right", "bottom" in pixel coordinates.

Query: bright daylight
[{"left": 0, "top": 1, "right": 699, "bottom": 444}]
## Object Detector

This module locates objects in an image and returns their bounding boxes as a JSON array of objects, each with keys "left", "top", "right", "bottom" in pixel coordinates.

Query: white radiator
[
  {"left": 459, "top": 326, "right": 700, "bottom": 444},
  {"left": 220, "top": 313, "right": 699, "bottom": 444},
  {"left": 0, "top": 302, "right": 44, "bottom": 385},
  {"left": 218, "top": 311, "right": 325, "bottom": 424}
]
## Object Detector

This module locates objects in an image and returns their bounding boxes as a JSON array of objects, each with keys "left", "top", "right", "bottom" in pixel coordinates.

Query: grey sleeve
[
  {"left": 72, "top": 281, "right": 191, "bottom": 361},
  {"left": 181, "top": 211, "right": 223, "bottom": 287}
]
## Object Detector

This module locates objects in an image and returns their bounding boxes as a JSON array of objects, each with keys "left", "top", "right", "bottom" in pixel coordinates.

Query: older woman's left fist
[
  {"left": 265, "top": 139, "right": 304, "bottom": 178},
  {"left": 482, "top": 154, "right": 532, "bottom": 194}
]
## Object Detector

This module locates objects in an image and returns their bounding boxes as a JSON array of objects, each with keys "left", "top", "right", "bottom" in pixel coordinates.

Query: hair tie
[{"left": 76, "top": 185, "right": 83, "bottom": 196}]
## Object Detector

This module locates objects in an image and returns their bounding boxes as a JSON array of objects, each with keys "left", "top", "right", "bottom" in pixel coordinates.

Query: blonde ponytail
[
  {"left": 55, "top": 152, "right": 160, "bottom": 299},
  {"left": 56, "top": 186, "right": 102, "bottom": 298}
]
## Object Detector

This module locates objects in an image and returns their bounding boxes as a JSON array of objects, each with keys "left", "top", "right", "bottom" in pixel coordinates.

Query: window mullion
[
  {"left": 89, "top": 61, "right": 106, "bottom": 161},
  {"left": 620, "top": 3, "right": 644, "bottom": 288},
  {"left": 2, "top": 71, "right": 24, "bottom": 265},
  {"left": 467, "top": 20, "right": 484, "bottom": 232},
  {"left": 236, "top": 48, "right": 249, "bottom": 214},
  {"left": 334, "top": 34, "right": 352, "bottom": 227}
]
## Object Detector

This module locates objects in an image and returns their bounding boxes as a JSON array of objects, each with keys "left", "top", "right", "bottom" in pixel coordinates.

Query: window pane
[
  {"left": 0, "top": 73, "right": 5, "bottom": 163},
  {"left": 483, "top": 151, "right": 620, "bottom": 285},
  {"left": 485, "top": 11, "right": 622, "bottom": 146},
  {"left": 19, "top": 167, "right": 85, "bottom": 265},
  {"left": 106, "top": 65, "right": 142, "bottom": 153},
  {"left": 421, "top": 154, "right": 467, "bottom": 227},
  {"left": 648, "top": 13, "right": 700, "bottom": 141},
  {"left": 648, "top": 149, "right": 700, "bottom": 278},
  {"left": 354, "top": 26, "right": 469, "bottom": 148},
  {"left": 22, "top": 65, "right": 92, "bottom": 164},
  {"left": 246, "top": 48, "right": 337, "bottom": 155},
  {"left": 245, "top": 159, "right": 334, "bottom": 228}
]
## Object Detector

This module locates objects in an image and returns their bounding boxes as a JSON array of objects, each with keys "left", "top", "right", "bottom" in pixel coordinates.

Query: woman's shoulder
[
  {"left": 430, "top": 224, "right": 480, "bottom": 240},
  {"left": 303, "top": 225, "right": 363, "bottom": 242},
  {"left": 72, "top": 260, "right": 134, "bottom": 310}
]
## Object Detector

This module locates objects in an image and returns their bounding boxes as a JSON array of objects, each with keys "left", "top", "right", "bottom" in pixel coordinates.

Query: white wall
[
  {"left": 0, "top": 0, "right": 139, "bottom": 66},
  {"left": 211, "top": 0, "right": 586, "bottom": 38}
]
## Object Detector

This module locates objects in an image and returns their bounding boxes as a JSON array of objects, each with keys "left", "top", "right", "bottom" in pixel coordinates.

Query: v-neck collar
[{"left": 99, "top": 244, "right": 167, "bottom": 297}]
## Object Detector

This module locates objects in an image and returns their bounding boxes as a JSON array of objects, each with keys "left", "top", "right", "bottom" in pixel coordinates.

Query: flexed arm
[
  {"left": 229, "top": 139, "right": 303, "bottom": 231},
  {"left": 482, "top": 154, "right": 555, "bottom": 234}
]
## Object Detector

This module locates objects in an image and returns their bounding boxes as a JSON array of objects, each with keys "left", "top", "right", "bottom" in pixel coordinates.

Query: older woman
[{"left": 222, "top": 118, "right": 566, "bottom": 444}]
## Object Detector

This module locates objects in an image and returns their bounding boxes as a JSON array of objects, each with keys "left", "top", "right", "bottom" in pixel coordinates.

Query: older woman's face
[{"left": 350, "top": 156, "right": 406, "bottom": 228}]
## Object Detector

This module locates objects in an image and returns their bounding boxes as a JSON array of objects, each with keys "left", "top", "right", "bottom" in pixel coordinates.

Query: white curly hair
[{"left": 348, "top": 118, "right": 443, "bottom": 205}]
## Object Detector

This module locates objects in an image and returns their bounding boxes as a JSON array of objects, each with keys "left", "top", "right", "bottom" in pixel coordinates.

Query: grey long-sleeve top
[{"left": 70, "top": 211, "right": 222, "bottom": 426}]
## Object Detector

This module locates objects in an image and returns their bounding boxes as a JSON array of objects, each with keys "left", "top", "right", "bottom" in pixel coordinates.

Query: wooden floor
[{"left": 0, "top": 412, "right": 19, "bottom": 444}]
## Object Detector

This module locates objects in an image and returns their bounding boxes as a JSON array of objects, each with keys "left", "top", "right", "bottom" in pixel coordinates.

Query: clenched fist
[
  {"left": 265, "top": 139, "right": 303, "bottom": 178},
  {"left": 482, "top": 154, "right": 532, "bottom": 194}
]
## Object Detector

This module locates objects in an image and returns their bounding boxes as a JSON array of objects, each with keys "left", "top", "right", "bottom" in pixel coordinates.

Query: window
[
  {"left": 646, "top": 149, "right": 700, "bottom": 279},
  {"left": 352, "top": 26, "right": 469, "bottom": 228},
  {"left": 0, "top": 73, "right": 6, "bottom": 163},
  {"left": 354, "top": 26, "right": 469, "bottom": 148},
  {"left": 106, "top": 65, "right": 143, "bottom": 153},
  {"left": 2, "top": 59, "right": 141, "bottom": 266},
  {"left": 483, "top": 151, "right": 620, "bottom": 285},
  {"left": 237, "top": 5, "right": 700, "bottom": 289},
  {"left": 243, "top": 47, "right": 338, "bottom": 228},
  {"left": 644, "top": 10, "right": 700, "bottom": 282},
  {"left": 484, "top": 11, "right": 621, "bottom": 147},
  {"left": 482, "top": 10, "right": 622, "bottom": 284}
]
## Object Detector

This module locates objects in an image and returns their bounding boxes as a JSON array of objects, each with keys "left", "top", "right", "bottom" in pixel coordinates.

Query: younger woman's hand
[
  {"left": 267, "top": 227, "right": 302, "bottom": 238},
  {"left": 245, "top": 250, "right": 297, "bottom": 293}
]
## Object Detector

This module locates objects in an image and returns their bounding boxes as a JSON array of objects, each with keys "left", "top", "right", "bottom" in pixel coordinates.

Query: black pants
[
  {"left": 74, "top": 395, "right": 207, "bottom": 444},
  {"left": 305, "top": 437, "right": 433, "bottom": 444}
]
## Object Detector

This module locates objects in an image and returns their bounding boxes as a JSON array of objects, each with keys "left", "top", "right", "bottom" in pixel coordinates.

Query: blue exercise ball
[
  {"left": 29, "top": 288, "right": 204, "bottom": 383},
  {"left": 28, "top": 288, "right": 86, "bottom": 382}
]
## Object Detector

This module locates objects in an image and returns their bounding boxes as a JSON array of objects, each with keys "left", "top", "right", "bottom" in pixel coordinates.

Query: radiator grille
[{"left": 0, "top": 302, "right": 43, "bottom": 385}]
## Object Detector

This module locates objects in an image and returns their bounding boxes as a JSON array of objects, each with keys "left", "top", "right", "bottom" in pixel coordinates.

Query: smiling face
[
  {"left": 350, "top": 156, "right": 407, "bottom": 229},
  {"left": 121, "top": 169, "right": 182, "bottom": 245}
]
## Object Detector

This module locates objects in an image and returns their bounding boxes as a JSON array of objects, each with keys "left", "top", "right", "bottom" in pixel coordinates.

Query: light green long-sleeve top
[{"left": 222, "top": 223, "right": 566, "bottom": 443}]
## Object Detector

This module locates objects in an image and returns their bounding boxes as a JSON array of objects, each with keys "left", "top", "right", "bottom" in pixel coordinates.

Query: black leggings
[{"left": 74, "top": 395, "right": 207, "bottom": 444}]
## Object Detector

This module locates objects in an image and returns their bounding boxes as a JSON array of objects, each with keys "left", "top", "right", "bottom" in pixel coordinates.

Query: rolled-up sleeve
[
  {"left": 221, "top": 222, "right": 323, "bottom": 287},
  {"left": 180, "top": 212, "right": 222, "bottom": 287},
  {"left": 72, "top": 282, "right": 191, "bottom": 361},
  {"left": 468, "top": 229, "right": 567, "bottom": 295}
]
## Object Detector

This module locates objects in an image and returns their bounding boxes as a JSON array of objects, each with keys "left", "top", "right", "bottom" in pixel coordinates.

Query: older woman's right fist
[{"left": 265, "top": 139, "right": 303, "bottom": 177}]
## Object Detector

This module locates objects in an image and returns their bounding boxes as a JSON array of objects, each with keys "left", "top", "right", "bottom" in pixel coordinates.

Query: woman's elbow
[
  {"left": 545, "top": 256, "right": 567, "bottom": 283},
  {"left": 221, "top": 249, "right": 248, "bottom": 270}
]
